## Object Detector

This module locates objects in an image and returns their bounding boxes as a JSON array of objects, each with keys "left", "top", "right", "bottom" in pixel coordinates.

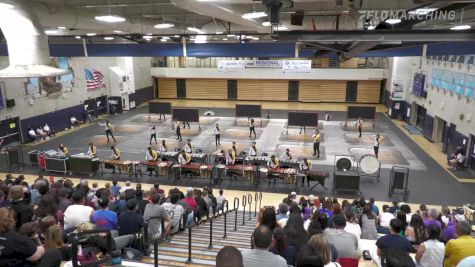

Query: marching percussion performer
[
  {"left": 226, "top": 149, "right": 236, "bottom": 165},
  {"left": 178, "top": 151, "right": 191, "bottom": 165},
  {"left": 267, "top": 155, "right": 280, "bottom": 169},
  {"left": 214, "top": 123, "right": 221, "bottom": 146},
  {"left": 231, "top": 141, "right": 238, "bottom": 158},
  {"left": 99, "top": 120, "right": 116, "bottom": 143},
  {"left": 374, "top": 134, "right": 384, "bottom": 158},
  {"left": 249, "top": 118, "right": 257, "bottom": 139},
  {"left": 356, "top": 116, "right": 363, "bottom": 138},
  {"left": 312, "top": 130, "right": 321, "bottom": 158},
  {"left": 184, "top": 139, "right": 193, "bottom": 154},
  {"left": 87, "top": 142, "right": 97, "bottom": 158},
  {"left": 174, "top": 119, "right": 182, "bottom": 141},
  {"left": 58, "top": 144, "right": 69, "bottom": 157},
  {"left": 149, "top": 125, "right": 157, "bottom": 145},
  {"left": 158, "top": 140, "right": 168, "bottom": 153},
  {"left": 110, "top": 145, "right": 121, "bottom": 174},
  {"left": 248, "top": 142, "right": 258, "bottom": 157},
  {"left": 146, "top": 146, "right": 159, "bottom": 176},
  {"left": 299, "top": 158, "right": 312, "bottom": 187},
  {"left": 282, "top": 148, "right": 292, "bottom": 161}
]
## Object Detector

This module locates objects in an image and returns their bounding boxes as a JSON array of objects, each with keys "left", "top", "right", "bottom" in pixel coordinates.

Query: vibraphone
[
  {"left": 249, "top": 156, "right": 269, "bottom": 166},
  {"left": 307, "top": 170, "right": 330, "bottom": 190},
  {"left": 174, "top": 163, "right": 214, "bottom": 181},
  {"left": 140, "top": 160, "right": 174, "bottom": 178},
  {"left": 161, "top": 152, "right": 178, "bottom": 161},
  {"left": 280, "top": 159, "right": 300, "bottom": 169},
  {"left": 260, "top": 167, "right": 298, "bottom": 185},
  {"left": 100, "top": 159, "right": 134, "bottom": 176},
  {"left": 190, "top": 153, "right": 208, "bottom": 164},
  {"left": 225, "top": 164, "right": 257, "bottom": 184}
]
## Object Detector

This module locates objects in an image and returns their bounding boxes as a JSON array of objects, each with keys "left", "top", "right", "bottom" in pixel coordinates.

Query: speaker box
[
  {"left": 291, "top": 10, "right": 304, "bottom": 26},
  {"left": 6, "top": 99, "right": 15, "bottom": 108}
]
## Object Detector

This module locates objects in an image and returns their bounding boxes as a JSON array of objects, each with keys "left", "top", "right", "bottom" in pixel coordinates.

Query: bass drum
[
  {"left": 336, "top": 158, "right": 352, "bottom": 171},
  {"left": 359, "top": 154, "right": 380, "bottom": 174}
]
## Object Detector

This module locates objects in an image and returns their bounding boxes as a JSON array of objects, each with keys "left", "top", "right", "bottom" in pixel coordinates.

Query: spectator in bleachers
[
  {"left": 405, "top": 214, "right": 427, "bottom": 246},
  {"left": 415, "top": 224, "right": 444, "bottom": 267},
  {"left": 208, "top": 188, "right": 218, "bottom": 215},
  {"left": 44, "top": 224, "right": 71, "bottom": 261},
  {"left": 305, "top": 210, "right": 327, "bottom": 236},
  {"left": 10, "top": 185, "right": 34, "bottom": 230},
  {"left": 376, "top": 219, "right": 412, "bottom": 266},
  {"left": 396, "top": 211, "right": 408, "bottom": 236},
  {"left": 269, "top": 228, "right": 297, "bottom": 265},
  {"left": 360, "top": 204, "right": 378, "bottom": 240},
  {"left": 216, "top": 246, "right": 243, "bottom": 267},
  {"left": 259, "top": 207, "right": 280, "bottom": 231},
  {"left": 121, "top": 180, "right": 133, "bottom": 192},
  {"left": 308, "top": 234, "right": 342, "bottom": 267},
  {"left": 284, "top": 211, "right": 309, "bottom": 251},
  {"left": 301, "top": 200, "right": 313, "bottom": 221},
  {"left": 389, "top": 201, "right": 400, "bottom": 214},
  {"left": 43, "top": 123, "right": 55, "bottom": 138},
  {"left": 443, "top": 214, "right": 466, "bottom": 242},
  {"left": 344, "top": 210, "right": 361, "bottom": 243},
  {"left": 35, "top": 193, "right": 63, "bottom": 225},
  {"left": 318, "top": 199, "right": 334, "bottom": 219},
  {"left": 378, "top": 205, "right": 394, "bottom": 234},
  {"left": 400, "top": 204, "right": 413, "bottom": 224},
  {"left": 276, "top": 203, "right": 288, "bottom": 222},
  {"left": 216, "top": 189, "right": 226, "bottom": 212},
  {"left": 424, "top": 208, "right": 442, "bottom": 230},
  {"left": 143, "top": 193, "right": 172, "bottom": 239},
  {"left": 295, "top": 244, "right": 323, "bottom": 267},
  {"left": 64, "top": 191, "right": 95, "bottom": 230},
  {"left": 195, "top": 189, "right": 208, "bottom": 223},
  {"left": 119, "top": 199, "right": 144, "bottom": 236},
  {"left": 444, "top": 221, "right": 475, "bottom": 267},
  {"left": 28, "top": 126, "right": 41, "bottom": 142},
  {"left": 92, "top": 196, "right": 118, "bottom": 231},
  {"left": 369, "top": 197, "right": 379, "bottom": 216},
  {"left": 70, "top": 116, "right": 79, "bottom": 127},
  {"left": 384, "top": 249, "right": 415, "bottom": 267},
  {"left": 323, "top": 214, "right": 359, "bottom": 259},
  {"left": 350, "top": 199, "right": 363, "bottom": 217},
  {"left": 441, "top": 205, "right": 451, "bottom": 226},
  {"left": 162, "top": 193, "right": 185, "bottom": 234},
  {"left": 111, "top": 180, "right": 121, "bottom": 197},
  {"left": 242, "top": 225, "right": 287, "bottom": 267}
]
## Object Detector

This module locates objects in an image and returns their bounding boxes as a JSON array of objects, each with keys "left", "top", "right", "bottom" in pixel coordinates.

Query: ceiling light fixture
[
  {"left": 57, "top": 26, "right": 67, "bottom": 30},
  {"left": 104, "top": 37, "right": 114, "bottom": 40},
  {"left": 113, "top": 30, "right": 123, "bottom": 33},
  {"left": 262, "top": 21, "right": 271, "bottom": 27},
  {"left": 277, "top": 26, "right": 289, "bottom": 30},
  {"left": 160, "top": 38, "right": 167, "bottom": 42},
  {"left": 450, "top": 24, "right": 471, "bottom": 30},
  {"left": 173, "top": 35, "right": 180, "bottom": 38},
  {"left": 0, "top": 3, "right": 14, "bottom": 10},
  {"left": 367, "top": 25, "right": 376, "bottom": 30},
  {"left": 143, "top": 35, "right": 153, "bottom": 40},
  {"left": 95, "top": 15, "right": 126, "bottom": 23},
  {"left": 44, "top": 30, "right": 59, "bottom": 35},
  {"left": 154, "top": 23, "right": 174, "bottom": 29},
  {"left": 187, "top": 27, "right": 205, "bottom": 34},
  {"left": 86, "top": 33, "right": 97, "bottom": 36},
  {"left": 223, "top": 38, "right": 228, "bottom": 41},
  {"left": 75, "top": 36, "right": 81, "bottom": 39},
  {"left": 242, "top": 11, "right": 267, "bottom": 20},
  {"left": 227, "top": 34, "right": 236, "bottom": 37},
  {"left": 386, "top": 18, "right": 401, "bottom": 24},
  {"left": 408, "top": 8, "right": 437, "bottom": 15},
  {"left": 216, "top": 31, "right": 223, "bottom": 34}
]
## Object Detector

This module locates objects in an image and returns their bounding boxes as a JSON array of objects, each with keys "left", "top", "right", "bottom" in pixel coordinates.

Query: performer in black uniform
[
  {"left": 312, "top": 130, "right": 321, "bottom": 158},
  {"left": 374, "top": 134, "right": 384, "bottom": 158},
  {"left": 174, "top": 119, "right": 182, "bottom": 141},
  {"left": 99, "top": 120, "right": 116, "bottom": 143},
  {"left": 149, "top": 125, "right": 157, "bottom": 145},
  {"left": 357, "top": 116, "right": 363, "bottom": 138},
  {"left": 214, "top": 123, "right": 221, "bottom": 146},
  {"left": 249, "top": 118, "right": 257, "bottom": 139}
]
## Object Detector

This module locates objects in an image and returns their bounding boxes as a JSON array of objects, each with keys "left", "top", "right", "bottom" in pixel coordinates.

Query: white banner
[
  {"left": 218, "top": 60, "right": 246, "bottom": 72},
  {"left": 282, "top": 60, "right": 312, "bottom": 73},
  {"left": 245, "top": 60, "right": 282, "bottom": 68}
]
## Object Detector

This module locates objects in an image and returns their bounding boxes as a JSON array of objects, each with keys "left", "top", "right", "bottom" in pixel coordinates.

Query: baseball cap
[{"left": 333, "top": 214, "right": 347, "bottom": 227}]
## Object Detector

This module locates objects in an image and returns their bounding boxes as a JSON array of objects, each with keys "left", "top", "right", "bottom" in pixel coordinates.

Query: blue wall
[{"left": 423, "top": 114, "right": 434, "bottom": 141}]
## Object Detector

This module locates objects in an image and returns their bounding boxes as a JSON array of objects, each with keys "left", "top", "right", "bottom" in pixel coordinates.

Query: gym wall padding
[
  {"left": 288, "top": 112, "right": 319, "bottom": 127},
  {"left": 236, "top": 105, "right": 261, "bottom": 118},
  {"left": 172, "top": 108, "right": 199, "bottom": 123},
  {"left": 357, "top": 80, "right": 381, "bottom": 103}
]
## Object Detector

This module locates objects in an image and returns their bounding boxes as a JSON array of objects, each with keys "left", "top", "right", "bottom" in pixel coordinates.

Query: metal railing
[
  {"left": 247, "top": 193, "right": 252, "bottom": 221},
  {"left": 222, "top": 200, "right": 229, "bottom": 238},
  {"left": 242, "top": 195, "right": 247, "bottom": 225},
  {"left": 233, "top": 197, "right": 240, "bottom": 231}
]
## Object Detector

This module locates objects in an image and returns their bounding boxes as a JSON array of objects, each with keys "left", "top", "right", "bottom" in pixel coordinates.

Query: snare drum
[{"left": 359, "top": 154, "right": 380, "bottom": 174}]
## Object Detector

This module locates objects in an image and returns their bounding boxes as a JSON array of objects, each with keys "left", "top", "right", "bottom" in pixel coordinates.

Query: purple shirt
[
  {"left": 424, "top": 219, "right": 442, "bottom": 230},
  {"left": 444, "top": 221, "right": 457, "bottom": 241}
]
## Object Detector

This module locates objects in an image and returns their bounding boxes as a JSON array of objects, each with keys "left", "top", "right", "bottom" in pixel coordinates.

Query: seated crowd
[
  {"left": 217, "top": 193, "right": 475, "bottom": 267},
  {"left": 0, "top": 173, "right": 226, "bottom": 266}
]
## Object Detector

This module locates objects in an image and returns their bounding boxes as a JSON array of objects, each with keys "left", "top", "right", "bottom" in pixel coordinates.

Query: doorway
[
  {"left": 433, "top": 117, "right": 446, "bottom": 150},
  {"left": 345, "top": 81, "right": 358, "bottom": 102},
  {"left": 469, "top": 135, "right": 475, "bottom": 173},
  {"left": 415, "top": 105, "right": 426, "bottom": 130}
]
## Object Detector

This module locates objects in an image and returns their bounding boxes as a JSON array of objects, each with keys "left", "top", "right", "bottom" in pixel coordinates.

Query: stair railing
[
  {"left": 186, "top": 224, "right": 192, "bottom": 264},
  {"left": 208, "top": 203, "right": 216, "bottom": 249},
  {"left": 242, "top": 195, "right": 247, "bottom": 225},
  {"left": 259, "top": 191, "right": 263, "bottom": 210},
  {"left": 254, "top": 191, "right": 258, "bottom": 217},
  {"left": 233, "top": 197, "right": 239, "bottom": 231},
  {"left": 144, "top": 216, "right": 165, "bottom": 267},
  {"left": 247, "top": 193, "right": 252, "bottom": 221},
  {"left": 222, "top": 199, "right": 229, "bottom": 238}
]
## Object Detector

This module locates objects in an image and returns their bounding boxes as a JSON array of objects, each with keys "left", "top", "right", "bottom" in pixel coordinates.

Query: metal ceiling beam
[{"left": 275, "top": 30, "right": 475, "bottom": 42}]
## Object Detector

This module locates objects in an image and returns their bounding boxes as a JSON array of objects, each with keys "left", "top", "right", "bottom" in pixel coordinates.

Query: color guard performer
[
  {"left": 146, "top": 146, "right": 159, "bottom": 176},
  {"left": 312, "top": 130, "right": 321, "bottom": 158},
  {"left": 248, "top": 142, "right": 258, "bottom": 157},
  {"left": 249, "top": 118, "right": 257, "bottom": 139},
  {"left": 356, "top": 116, "right": 363, "bottom": 138},
  {"left": 58, "top": 144, "right": 69, "bottom": 157},
  {"left": 110, "top": 145, "right": 121, "bottom": 174},
  {"left": 214, "top": 123, "right": 221, "bottom": 146},
  {"left": 87, "top": 142, "right": 97, "bottom": 158},
  {"left": 99, "top": 120, "right": 116, "bottom": 143},
  {"left": 174, "top": 119, "right": 182, "bottom": 141},
  {"left": 149, "top": 125, "right": 157, "bottom": 145},
  {"left": 374, "top": 134, "right": 384, "bottom": 158},
  {"left": 299, "top": 158, "right": 312, "bottom": 187}
]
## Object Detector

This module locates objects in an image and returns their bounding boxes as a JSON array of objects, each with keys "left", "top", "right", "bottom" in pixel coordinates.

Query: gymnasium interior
[{"left": 0, "top": 0, "right": 475, "bottom": 267}]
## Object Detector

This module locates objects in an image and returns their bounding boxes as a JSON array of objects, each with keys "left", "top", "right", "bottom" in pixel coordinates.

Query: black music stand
[{"left": 389, "top": 166, "right": 410, "bottom": 201}]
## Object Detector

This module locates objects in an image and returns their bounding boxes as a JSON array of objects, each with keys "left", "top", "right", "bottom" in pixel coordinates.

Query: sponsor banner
[{"left": 282, "top": 60, "right": 312, "bottom": 73}]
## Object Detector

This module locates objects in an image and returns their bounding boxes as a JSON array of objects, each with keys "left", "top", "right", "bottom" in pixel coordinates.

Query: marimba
[
  {"left": 161, "top": 152, "right": 179, "bottom": 161},
  {"left": 173, "top": 163, "right": 214, "bottom": 181},
  {"left": 259, "top": 167, "right": 298, "bottom": 185},
  {"left": 140, "top": 160, "right": 174, "bottom": 178},
  {"left": 100, "top": 159, "right": 134, "bottom": 176},
  {"left": 225, "top": 164, "right": 257, "bottom": 184},
  {"left": 307, "top": 170, "right": 330, "bottom": 190}
]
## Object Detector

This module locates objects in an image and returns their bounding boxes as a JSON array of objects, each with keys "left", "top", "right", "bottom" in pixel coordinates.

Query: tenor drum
[{"left": 359, "top": 154, "right": 380, "bottom": 174}]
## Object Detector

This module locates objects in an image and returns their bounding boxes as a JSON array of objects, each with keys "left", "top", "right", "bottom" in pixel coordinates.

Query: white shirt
[
  {"left": 374, "top": 136, "right": 381, "bottom": 147},
  {"left": 379, "top": 212, "right": 395, "bottom": 227},
  {"left": 87, "top": 146, "right": 96, "bottom": 157},
  {"left": 111, "top": 149, "right": 120, "bottom": 159},
  {"left": 158, "top": 144, "right": 167, "bottom": 153},
  {"left": 216, "top": 195, "right": 225, "bottom": 206},
  {"left": 70, "top": 117, "right": 77, "bottom": 123},
  {"left": 267, "top": 159, "right": 279, "bottom": 168},
  {"left": 121, "top": 186, "right": 133, "bottom": 192},
  {"left": 150, "top": 127, "right": 156, "bottom": 134},
  {"left": 248, "top": 146, "right": 257, "bottom": 156},
  {"left": 456, "top": 153, "right": 464, "bottom": 163},
  {"left": 282, "top": 153, "right": 292, "bottom": 161},
  {"left": 178, "top": 154, "right": 188, "bottom": 165},
  {"left": 299, "top": 161, "right": 310, "bottom": 171},
  {"left": 146, "top": 150, "right": 156, "bottom": 161},
  {"left": 418, "top": 239, "right": 445, "bottom": 267},
  {"left": 43, "top": 125, "right": 50, "bottom": 132},
  {"left": 184, "top": 143, "right": 192, "bottom": 153},
  {"left": 226, "top": 153, "right": 234, "bottom": 165},
  {"left": 64, "top": 204, "right": 94, "bottom": 229},
  {"left": 28, "top": 129, "right": 36, "bottom": 136},
  {"left": 344, "top": 222, "right": 362, "bottom": 242},
  {"left": 213, "top": 127, "right": 220, "bottom": 135},
  {"left": 99, "top": 122, "right": 111, "bottom": 131}
]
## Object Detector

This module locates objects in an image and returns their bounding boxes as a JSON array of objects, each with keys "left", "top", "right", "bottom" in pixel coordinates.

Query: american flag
[{"left": 84, "top": 68, "right": 105, "bottom": 91}]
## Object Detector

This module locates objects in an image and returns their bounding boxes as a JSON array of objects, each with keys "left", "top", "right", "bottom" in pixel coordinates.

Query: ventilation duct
[{"left": 0, "top": 1, "right": 71, "bottom": 78}]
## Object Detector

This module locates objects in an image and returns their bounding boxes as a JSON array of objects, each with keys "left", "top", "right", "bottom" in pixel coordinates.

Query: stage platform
[
  {"left": 275, "top": 144, "right": 326, "bottom": 160},
  {"left": 349, "top": 147, "right": 409, "bottom": 165},
  {"left": 344, "top": 133, "right": 394, "bottom": 146},
  {"left": 279, "top": 130, "right": 325, "bottom": 143},
  {"left": 221, "top": 128, "right": 264, "bottom": 140}
]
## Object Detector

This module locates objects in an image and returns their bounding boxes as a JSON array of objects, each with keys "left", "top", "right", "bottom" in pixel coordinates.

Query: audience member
[
  {"left": 10, "top": 185, "right": 34, "bottom": 229},
  {"left": 369, "top": 197, "right": 379, "bottom": 216},
  {"left": 216, "top": 189, "right": 226, "bottom": 212},
  {"left": 344, "top": 210, "right": 361, "bottom": 243},
  {"left": 443, "top": 214, "right": 466, "bottom": 242},
  {"left": 360, "top": 204, "right": 378, "bottom": 240},
  {"left": 269, "top": 228, "right": 297, "bottom": 265},
  {"left": 259, "top": 207, "right": 280, "bottom": 231},
  {"left": 64, "top": 192, "right": 95, "bottom": 230},
  {"left": 415, "top": 224, "right": 444, "bottom": 267},
  {"left": 162, "top": 193, "right": 185, "bottom": 233},
  {"left": 405, "top": 213, "right": 427, "bottom": 246},
  {"left": 400, "top": 204, "right": 413, "bottom": 224},
  {"left": 92, "top": 196, "right": 118, "bottom": 231},
  {"left": 378, "top": 204, "right": 395, "bottom": 234},
  {"left": 376, "top": 219, "right": 411, "bottom": 266},
  {"left": 308, "top": 234, "right": 341, "bottom": 267},
  {"left": 241, "top": 225, "right": 287, "bottom": 267},
  {"left": 384, "top": 248, "right": 416, "bottom": 267},
  {"left": 217, "top": 246, "right": 243, "bottom": 267},
  {"left": 424, "top": 208, "right": 442, "bottom": 230},
  {"left": 295, "top": 244, "right": 323, "bottom": 267},
  {"left": 284, "top": 212, "right": 309, "bottom": 251},
  {"left": 323, "top": 214, "right": 359, "bottom": 258},
  {"left": 444, "top": 221, "right": 475, "bottom": 267},
  {"left": 118, "top": 199, "right": 144, "bottom": 236},
  {"left": 306, "top": 210, "right": 327, "bottom": 236}
]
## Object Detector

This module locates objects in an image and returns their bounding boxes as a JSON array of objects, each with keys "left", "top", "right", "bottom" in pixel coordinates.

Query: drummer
[
  {"left": 178, "top": 151, "right": 191, "bottom": 165},
  {"left": 158, "top": 139, "right": 168, "bottom": 153},
  {"left": 184, "top": 139, "right": 193, "bottom": 154},
  {"left": 267, "top": 155, "right": 280, "bottom": 169},
  {"left": 282, "top": 148, "right": 292, "bottom": 161},
  {"left": 110, "top": 145, "right": 121, "bottom": 174},
  {"left": 248, "top": 142, "right": 258, "bottom": 157},
  {"left": 299, "top": 158, "right": 312, "bottom": 187},
  {"left": 374, "top": 134, "right": 384, "bottom": 158},
  {"left": 58, "top": 144, "right": 69, "bottom": 157},
  {"left": 146, "top": 146, "right": 159, "bottom": 176},
  {"left": 226, "top": 149, "right": 236, "bottom": 165},
  {"left": 87, "top": 142, "right": 97, "bottom": 158}
]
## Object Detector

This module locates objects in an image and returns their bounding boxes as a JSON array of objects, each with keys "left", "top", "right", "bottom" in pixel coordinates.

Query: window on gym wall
[
  {"left": 176, "top": 79, "right": 186, "bottom": 99},
  {"left": 227, "top": 80, "right": 237, "bottom": 100},
  {"left": 288, "top": 81, "right": 299, "bottom": 101}
]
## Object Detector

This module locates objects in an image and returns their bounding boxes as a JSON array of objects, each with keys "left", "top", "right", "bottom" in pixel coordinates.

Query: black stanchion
[
  {"left": 254, "top": 192, "right": 258, "bottom": 217},
  {"left": 223, "top": 200, "right": 229, "bottom": 238},
  {"left": 186, "top": 227, "right": 192, "bottom": 264},
  {"left": 208, "top": 218, "right": 213, "bottom": 249},
  {"left": 242, "top": 195, "right": 247, "bottom": 225},
  {"left": 233, "top": 197, "right": 239, "bottom": 231},
  {"left": 259, "top": 192, "right": 263, "bottom": 210},
  {"left": 154, "top": 242, "right": 158, "bottom": 267},
  {"left": 247, "top": 193, "right": 252, "bottom": 221}
]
